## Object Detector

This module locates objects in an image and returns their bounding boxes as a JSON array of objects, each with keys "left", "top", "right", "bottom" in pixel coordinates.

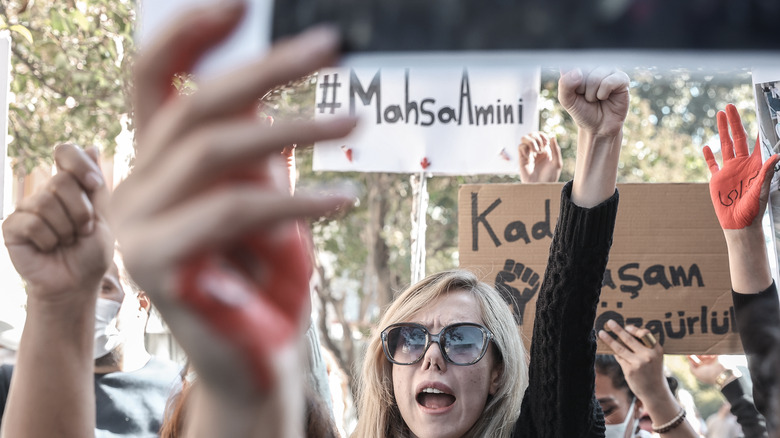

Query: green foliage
[{"left": 2, "top": 0, "right": 135, "bottom": 172}]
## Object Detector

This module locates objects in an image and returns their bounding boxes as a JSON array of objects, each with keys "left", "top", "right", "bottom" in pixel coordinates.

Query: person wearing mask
[
  {"left": 0, "top": 144, "right": 182, "bottom": 438},
  {"left": 597, "top": 322, "right": 699, "bottom": 438}
]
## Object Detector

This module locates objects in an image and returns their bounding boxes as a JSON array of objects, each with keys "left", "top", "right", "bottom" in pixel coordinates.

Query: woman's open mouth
[{"left": 416, "top": 387, "right": 456, "bottom": 409}]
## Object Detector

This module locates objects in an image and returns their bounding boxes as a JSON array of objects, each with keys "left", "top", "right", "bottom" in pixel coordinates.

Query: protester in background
[
  {"left": 518, "top": 131, "right": 563, "bottom": 183},
  {"left": 0, "top": 257, "right": 182, "bottom": 437},
  {"left": 0, "top": 144, "right": 178, "bottom": 438},
  {"left": 702, "top": 103, "right": 780, "bottom": 436},
  {"left": 688, "top": 355, "right": 768, "bottom": 437},
  {"left": 597, "top": 321, "right": 699, "bottom": 438}
]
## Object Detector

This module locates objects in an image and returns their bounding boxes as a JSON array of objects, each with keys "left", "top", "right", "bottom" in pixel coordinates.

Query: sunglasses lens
[
  {"left": 386, "top": 326, "right": 427, "bottom": 364},
  {"left": 443, "top": 325, "right": 486, "bottom": 365}
]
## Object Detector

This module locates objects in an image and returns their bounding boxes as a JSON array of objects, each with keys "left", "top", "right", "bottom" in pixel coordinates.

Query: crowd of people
[{"left": 0, "top": 2, "right": 777, "bottom": 438}]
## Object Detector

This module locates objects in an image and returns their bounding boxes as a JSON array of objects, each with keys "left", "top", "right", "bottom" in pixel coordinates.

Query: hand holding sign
[
  {"left": 702, "top": 104, "right": 779, "bottom": 230},
  {"left": 518, "top": 131, "right": 562, "bottom": 183}
]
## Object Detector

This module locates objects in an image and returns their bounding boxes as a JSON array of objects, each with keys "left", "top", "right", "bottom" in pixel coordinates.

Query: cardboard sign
[
  {"left": 313, "top": 63, "right": 540, "bottom": 175},
  {"left": 458, "top": 183, "right": 742, "bottom": 355}
]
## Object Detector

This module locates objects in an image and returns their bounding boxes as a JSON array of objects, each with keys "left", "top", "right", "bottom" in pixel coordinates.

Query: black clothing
[
  {"left": 513, "top": 181, "right": 618, "bottom": 437},
  {"left": 733, "top": 282, "right": 780, "bottom": 435}
]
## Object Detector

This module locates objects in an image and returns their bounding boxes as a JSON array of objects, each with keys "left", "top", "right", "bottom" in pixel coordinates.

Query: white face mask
[
  {"left": 604, "top": 398, "right": 638, "bottom": 438},
  {"left": 94, "top": 298, "right": 123, "bottom": 360}
]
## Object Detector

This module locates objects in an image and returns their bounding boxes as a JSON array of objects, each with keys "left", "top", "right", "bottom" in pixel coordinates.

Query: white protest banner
[{"left": 314, "top": 59, "right": 540, "bottom": 175}]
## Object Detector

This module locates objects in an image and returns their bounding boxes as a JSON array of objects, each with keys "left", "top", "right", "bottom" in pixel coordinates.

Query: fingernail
[
  {"left": 598, "top": 330, "right": 607, "bottom": 338},
  {"left": 85, "top": 171, "right": 104, "bottom": 190},
  {"left": 568, "top": 68, "right": 582, "bottom": 81}
]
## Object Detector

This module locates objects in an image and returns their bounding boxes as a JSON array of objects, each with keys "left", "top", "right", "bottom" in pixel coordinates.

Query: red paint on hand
[
  {"left": 177, "top": 170, "right": 313, "bottom": 391},
  {"left": 703, "top": 104, "right": 780, "bottom": 229}
]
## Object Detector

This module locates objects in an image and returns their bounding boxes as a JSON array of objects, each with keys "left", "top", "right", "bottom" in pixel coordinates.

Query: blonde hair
[{"left": 353, "top": 269, "right": 527, "bottom": 438}]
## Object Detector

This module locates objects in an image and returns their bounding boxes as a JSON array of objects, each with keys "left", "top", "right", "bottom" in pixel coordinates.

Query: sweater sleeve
[
  {"left": 513, "top": 181, "right": 618, "bottom": 438},
  {"left": 732, "top": 283, "right": 780, "bottom": 434},
  {"left": 720, "top": 376, "right": 768, "bottom": 438}
]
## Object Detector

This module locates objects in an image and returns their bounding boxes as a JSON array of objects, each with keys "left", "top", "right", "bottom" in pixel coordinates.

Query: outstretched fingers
[
  {"left": 133, "top": 2, "right": 246, "bottom": 133},
  {"left": 726, "top": 104, "right": 748, "bottom": 157},
  {"left": 756, "top": 153, "right": 780, "bottom": 197},
  {"left": 124, "top": 117, "right": 356, "bottom": 221},
  {"left": 702, "top": 146, "right": 720, "bottom": 175},
  {"left": 132, "top": 188, "right": 354, "bottom": 270},
  {"left": 549, "top": 137, "right": 562, "bottom": 166},
  {"left": 717, "top": 110, "right": 735, "bottom": 160},
  {"left": 137, "top": 26, "right": 341, "bottom": 165}
]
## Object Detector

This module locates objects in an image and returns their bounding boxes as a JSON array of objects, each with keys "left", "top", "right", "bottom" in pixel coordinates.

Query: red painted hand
[
  {"left": 702, "top": 104, "right": 779, "bottom": 230},
  {"left": 179, "top": 222, "right": 312, "bottom": 391}
]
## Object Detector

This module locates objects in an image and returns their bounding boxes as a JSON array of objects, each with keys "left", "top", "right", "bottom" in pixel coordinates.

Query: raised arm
[
  {"left": 688, "top": 355, "right": 768, "bottom": 437},
  {"left": 110, "top": 4, "right": 355, "bottom": 437},
  {"left": 601, "top": 321, "right": 699, "bottom": 437},
  {"left": 0, "top": 144, "right": 113, "bottom": 438},
  {"left": 515, "top": 67, "right": 628, "bottom": 438},
  {"left": 702, "top": 103, "right": 780, "bottom": 431},
  {"left": 559, "top": 67, "right": 628, "bottom": 206},
  {"left": 703, "top": 104, "right": 778, "bottom": 294}
]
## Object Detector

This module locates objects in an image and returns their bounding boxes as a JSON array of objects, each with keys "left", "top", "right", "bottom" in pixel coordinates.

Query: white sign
[
  {"left": 136, "top": 0, "right": 272, "bottom": 79},
  {"left": 753, "top": 67, "right": 780, "bottom": 285},
  {"left": 313, "top": 62, "right": 540, "bottom": 175}
]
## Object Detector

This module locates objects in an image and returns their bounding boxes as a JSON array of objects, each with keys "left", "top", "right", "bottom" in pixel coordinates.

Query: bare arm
[
  {"left": 558, "top": 67, "right": 629, "bottom": 207},
  {"left": 601, "top": 322, "right": 698, "bottom": 438},
  {"left": 0, "top": 145, "right": 112, "bottom": 438}
]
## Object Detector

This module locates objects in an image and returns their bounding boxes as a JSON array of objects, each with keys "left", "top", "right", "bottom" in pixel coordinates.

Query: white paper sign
[
  {"left": 136, "top": 0, "right": 272, "bottom": 79},
  {"left": 313, "top": 62, "right": 540, "bottom": 175},
  {"left": 753, "top": 68, "right": 780, "bottom": 286}
]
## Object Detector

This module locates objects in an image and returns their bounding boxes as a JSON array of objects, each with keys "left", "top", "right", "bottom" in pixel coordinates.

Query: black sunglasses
[{"left": 380, "top": 322, "right": 494, "bottom": 366}]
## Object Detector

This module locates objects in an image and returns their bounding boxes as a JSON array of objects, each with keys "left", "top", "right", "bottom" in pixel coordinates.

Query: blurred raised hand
[{"left": 518, "top": 131, "right": 562, "bottom": 183}]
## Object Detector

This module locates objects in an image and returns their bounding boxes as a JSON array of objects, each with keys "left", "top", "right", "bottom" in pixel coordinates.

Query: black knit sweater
[
  {"left": 733, "top": 282, "right": 780, "bottom": 435},
  {"left": 512, "top": 181, "right": 618, "bottom": 438}
]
